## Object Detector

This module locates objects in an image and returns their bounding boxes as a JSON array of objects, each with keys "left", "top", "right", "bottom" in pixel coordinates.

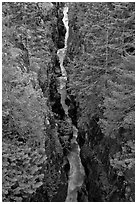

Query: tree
[
  {"left": 65, "top": 2, "right": 135, "bottom": 201},
  {"left": 2, "top": 2, "right": 63, "bottom": 201}
]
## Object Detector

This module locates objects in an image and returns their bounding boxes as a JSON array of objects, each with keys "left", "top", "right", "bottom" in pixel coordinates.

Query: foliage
[
  {"left": 2, "top": 142, "right": 47, "bottom": 202},
  {"left": 2, "top": 2, "right": 135, "bottom": 202},
  {"left": 67, "top": 2, "right": 134, "bottom": 126},
  {"left": 99, "top": 56, "right": 135, "bottom": 138},
  {"left": 66, "top": 2, "right": 135, "bottom": 201},
  {"left": 2, "top": 2, "right": 55, "bottom": 201},
  {"left": 99, "top": 56, "right": 135, "bottom": 201},
  {"left": 2, "top": 35, "right": 48, "bottom": 202},
  {"left": 2, "top": 2, "right": 68, "bottom": 201}
]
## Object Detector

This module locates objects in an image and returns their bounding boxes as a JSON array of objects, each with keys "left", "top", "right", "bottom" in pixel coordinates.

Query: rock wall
[
  {"left": 52, "top": 3, "right": 85, "bottom": 201},
  {"left": 35, "top": 2, "right": 131, "bottom": 202}
]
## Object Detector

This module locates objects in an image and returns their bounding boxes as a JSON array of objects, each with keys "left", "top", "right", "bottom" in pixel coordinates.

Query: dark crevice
[
  {"left": 37, "top": 2, "right": 110, "bottom": 201},
  {"left": 76, "top": 115, "right": 129, "bottom": 202},
  {"left": 77, "top": 116, "right": 105, "bottom": 201},
  {"left": 42, "top": 4, "right": 72, "bottom": 201},
  {"left": 67, "top": 95, "right": 79, "bottom": 127},
  {"left": 37, "top": 2, "right": 107, "bottom": 200},
  {"left": 35, "top": 5, "right": 69, "bottom": 199},
  {"left": 48, "top": 75, "right": 65, "bottom": 119},
  {"left": 51, "top": 3, "right": 66, "bottom": 49}
]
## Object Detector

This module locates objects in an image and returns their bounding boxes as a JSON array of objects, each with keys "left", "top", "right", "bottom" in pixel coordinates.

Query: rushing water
[{"left": 56, "top": 4, "right": 85, "bottom": 202}]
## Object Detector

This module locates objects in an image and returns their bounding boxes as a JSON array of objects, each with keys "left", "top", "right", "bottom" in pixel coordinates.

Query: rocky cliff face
[
  {"left": 34, "top": 3, "right": 131, "bottom": 202},
  {"left": 36, "top": 3, "right": 105, "bottom": 201},
  {"left": 2, "top": 2, "right": 134, "bottom": 202},
  {"left": 46, "top": 3, "right": 85, "bottom": 201}
]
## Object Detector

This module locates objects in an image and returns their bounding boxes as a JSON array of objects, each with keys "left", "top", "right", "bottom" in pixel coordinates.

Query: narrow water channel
[{"left": 56, "top": 3, "right": 85, "bottom": 202}]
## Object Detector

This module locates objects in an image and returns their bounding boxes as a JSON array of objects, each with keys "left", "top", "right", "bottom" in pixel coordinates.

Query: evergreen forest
[{"left": 2, "top": 2, "right": 135, "bottom": 202}]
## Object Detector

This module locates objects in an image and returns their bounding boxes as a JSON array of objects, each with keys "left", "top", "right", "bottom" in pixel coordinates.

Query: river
[{"left": 56, "top": 3, "right": 85, "bottom": 202}]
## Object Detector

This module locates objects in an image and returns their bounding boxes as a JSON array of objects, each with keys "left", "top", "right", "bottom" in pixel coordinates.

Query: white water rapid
[{"left": 56, "top": 4, "right": 85, "bottom": 202}]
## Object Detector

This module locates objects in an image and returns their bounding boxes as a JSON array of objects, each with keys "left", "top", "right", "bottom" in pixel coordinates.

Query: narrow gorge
[
  {"left": 41, "top": 3, "right": 121, "bottom": 202},
  {"left": 52, "top": 3, "right": 85, "bottom": 201},
  {"left": 2, "top": 2, "right": 135, "bottom": 202}
]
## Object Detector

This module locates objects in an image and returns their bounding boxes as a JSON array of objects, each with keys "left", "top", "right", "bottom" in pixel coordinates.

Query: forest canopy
[{"left": 2, "top": 2, "right": 135, "bottom": 202}]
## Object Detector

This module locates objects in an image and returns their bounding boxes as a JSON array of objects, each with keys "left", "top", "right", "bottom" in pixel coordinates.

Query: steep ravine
[
  {"left": 56, "top": 4, "right": 85, "bottom": 202},
  {"left": 39, "top": 3, "right": 115, "bottom": 202},
  {"left": 37, "top": 3, "right": 106, "bottom": 201},
  {"left": 40, "top": 3, "right": 132, "bottom": 202}
]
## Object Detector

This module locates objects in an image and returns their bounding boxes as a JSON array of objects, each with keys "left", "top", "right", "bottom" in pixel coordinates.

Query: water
[{"left": 56, "top": 4, "right": 85, "bottom": 202}]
